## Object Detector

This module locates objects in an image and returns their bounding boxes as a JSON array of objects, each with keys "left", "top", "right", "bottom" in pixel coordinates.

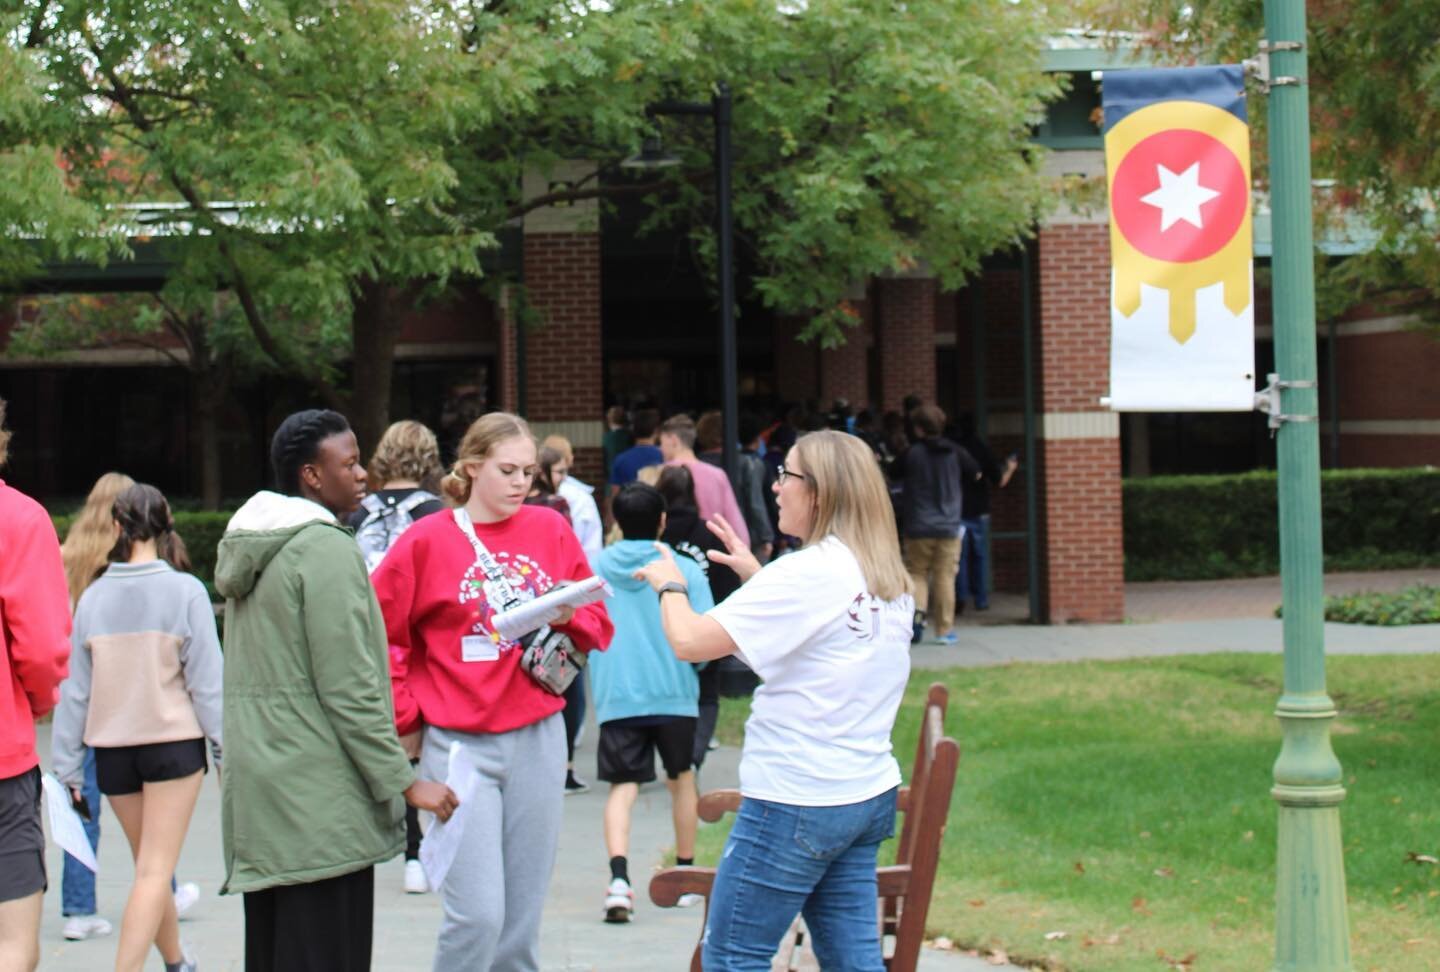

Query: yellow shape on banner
[{"left": 1106, "top": 101, "right": 1253, "bottom": 344}]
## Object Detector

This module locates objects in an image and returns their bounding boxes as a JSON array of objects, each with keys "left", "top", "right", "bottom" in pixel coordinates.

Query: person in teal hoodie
[{"left": 591, "top": 483, "right": 713, "bottom": 924}]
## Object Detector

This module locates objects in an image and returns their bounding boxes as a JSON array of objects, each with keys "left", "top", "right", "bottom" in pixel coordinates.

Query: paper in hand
[
  {"left": 491, "top": 575, "right": 610, "bottom": 643},
  {"left": 419, "top": 742, "right": 481, "bottom": 891},
  {"left": 42, "top": 773, "right": 97, "bottom": 872}
]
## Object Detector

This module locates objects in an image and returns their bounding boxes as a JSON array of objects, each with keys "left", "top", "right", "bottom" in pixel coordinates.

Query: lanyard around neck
[{"left": 452, "top": 507, "right": 522, "bottom": 611}]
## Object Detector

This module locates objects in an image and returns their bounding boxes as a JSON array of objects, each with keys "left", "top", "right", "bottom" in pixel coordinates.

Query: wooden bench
[{"left": 650, "top": 682, "right": 960, "bottom": 971}]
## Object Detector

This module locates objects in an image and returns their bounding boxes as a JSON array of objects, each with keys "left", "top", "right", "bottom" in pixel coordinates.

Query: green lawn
[{"left": 704, "top": 654, "right": 1440, "bottom": 971}]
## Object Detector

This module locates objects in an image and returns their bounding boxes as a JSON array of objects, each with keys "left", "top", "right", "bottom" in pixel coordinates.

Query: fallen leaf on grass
[
  {"left": 1074, "top": 860, "right": 1086, "bottom": 875},
  {"left": 1132, "top": 896, "right": 1151, "bottom": 915},
  {"left": 1153, "top": 867, "right": 1175, "bottom": 878},
  {"left": 968, "top": 899, "right": 986, "bottom": 908},
  {"left": 1405, "top": 851, "right": 1439, "bottom": 865},
  {"left": 928, "top": 937, "right": 955, "bottom": 951},
  {"left": 1157, "top": 949, "right": 1198, "bottom": 969},
  {"left": 1083, "top": 933, "right": 1122, "bottom": 947},
  {"left": 1044, "top": 931, "right": 1068, "bottom": 941},
  {"left": 986, "top": 950, "right": 1010, "bottom": 966}
]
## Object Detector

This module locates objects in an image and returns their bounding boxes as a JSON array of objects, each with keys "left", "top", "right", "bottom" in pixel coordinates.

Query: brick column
[
  {"left": 1035, "top": 224, "right": 1125, "bottom": 622},
  {"left": 522, "top": 162, "right": 605, "bottom": 484},
  {"left": 877, "top": 276, "right": 937, "bottom": 413}
]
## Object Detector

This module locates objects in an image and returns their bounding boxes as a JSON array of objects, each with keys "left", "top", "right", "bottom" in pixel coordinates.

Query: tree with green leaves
[
  {"left": 1079, "top": 0, "right": 1440, "bottom": 331},
  {"left": 4, "top": 0, "right": 1063, "bottom": 462}
]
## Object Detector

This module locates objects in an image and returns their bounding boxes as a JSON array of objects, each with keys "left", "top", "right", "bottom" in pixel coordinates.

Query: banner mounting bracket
[{"left": 1255, "top": 372, "right": 1318, "bottom": 434}]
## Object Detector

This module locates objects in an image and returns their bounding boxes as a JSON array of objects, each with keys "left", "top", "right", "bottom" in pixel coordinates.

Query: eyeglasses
[{"left": 776, "top": 466, "right": 811, "bottom": 486}]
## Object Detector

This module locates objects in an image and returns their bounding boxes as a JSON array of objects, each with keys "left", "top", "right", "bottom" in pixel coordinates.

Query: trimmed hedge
[
  {"left": 54, "top": 512, "right": 233, "bottom": 597},
  {"left": 1322, "top": 585, "right": 1440, "bottom": 625},
  {"left": 1124, "top": 468, "right": 1440, "bottom": 581}
]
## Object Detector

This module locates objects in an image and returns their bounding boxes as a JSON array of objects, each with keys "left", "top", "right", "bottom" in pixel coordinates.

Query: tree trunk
[
  {"left": 349, "top": 279, "right": 405, "bottom": 456},
  {"left": 195, "top": 388, "right": 223, "bottom": 510}
]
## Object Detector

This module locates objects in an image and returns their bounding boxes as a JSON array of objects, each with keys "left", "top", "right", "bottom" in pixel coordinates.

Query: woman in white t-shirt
[{"left": 635, "top": 429, "right": 914, "bottom": 971}]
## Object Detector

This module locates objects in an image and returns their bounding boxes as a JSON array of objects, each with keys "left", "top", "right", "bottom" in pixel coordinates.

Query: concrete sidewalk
[{"left": 32, "top": 569, "right": 1436, "bottom": 971}]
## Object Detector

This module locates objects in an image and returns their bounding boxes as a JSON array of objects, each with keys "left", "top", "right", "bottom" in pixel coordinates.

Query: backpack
[{"left": 355, "top": 490, "right": 438, "bottom": 573}]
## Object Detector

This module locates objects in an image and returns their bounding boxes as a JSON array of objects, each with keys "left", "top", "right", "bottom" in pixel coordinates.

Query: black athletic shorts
[
  {"left": 95, "top": 738, "right": 207, "bottom": 796},
  {"left": 0, "top": 766, "right": 46, "bottom": 902},
  {"left": 597, "top": 717, "right": 696, "bottom": 784}
]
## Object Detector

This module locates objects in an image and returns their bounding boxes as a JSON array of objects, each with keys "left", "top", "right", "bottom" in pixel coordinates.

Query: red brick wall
[
  {"left": 820, "top": 299, "right": 872, "bottom": 408},
  {"left": 878, "top": 277, "right": 938, "bottom": 412},
  {"left": 1335, "top": 330, "right": 1440, "bottom": 422},
  {"left": 1036, "top": 225, "right": 1125, "bottom": 623},
  {"left": 1038, "top": 436, "right": 1125, "bottom": 622},
  {"left": 522, "top": 233, "right": 602, "bottom": 424}
]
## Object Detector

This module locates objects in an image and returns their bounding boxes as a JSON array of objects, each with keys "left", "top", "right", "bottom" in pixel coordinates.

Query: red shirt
[
  {"left": 0, "top": 481, "right": 71, "bottom": 778},
  {"left": 373, "top": 504, "right": 612, "bottom": 736}
]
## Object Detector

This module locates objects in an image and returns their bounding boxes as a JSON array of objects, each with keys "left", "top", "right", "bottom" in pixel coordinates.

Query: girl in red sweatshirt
[{"left": 372, "top": 412, "right": 611, "bottom": 970}]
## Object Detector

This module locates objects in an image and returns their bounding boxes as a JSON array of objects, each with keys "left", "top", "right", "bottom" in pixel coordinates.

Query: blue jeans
[
  {"left": 702, "top": 788, "right": 898, "bottom": 971},
  {"left": 61, "top": 748, "right": 101, "bottom": 916},
  {"left": 956, "top": 515, "right": 989, "bottom": 610}
]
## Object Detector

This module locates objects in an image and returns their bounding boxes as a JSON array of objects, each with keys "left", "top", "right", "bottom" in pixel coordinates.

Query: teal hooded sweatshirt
[{"left": 592, "top": 540, "right": 714, "bottom": 724}]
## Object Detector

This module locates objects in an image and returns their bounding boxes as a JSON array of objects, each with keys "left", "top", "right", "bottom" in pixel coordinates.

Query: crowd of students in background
[{"left": 0, "top": 388, "right": 997, "bottom": 972}]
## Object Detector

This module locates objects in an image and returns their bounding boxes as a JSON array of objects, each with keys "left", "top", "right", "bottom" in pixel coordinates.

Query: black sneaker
[{"left": 565, "top": 771, "right": 589, "bottom": 795}]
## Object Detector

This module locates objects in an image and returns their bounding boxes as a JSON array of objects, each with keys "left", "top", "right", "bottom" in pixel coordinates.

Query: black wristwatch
[{"left": 657, "top": 581, "right": 689, "bottom": 598}]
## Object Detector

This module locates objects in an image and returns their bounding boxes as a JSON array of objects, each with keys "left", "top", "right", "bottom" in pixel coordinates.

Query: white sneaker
[
  {"left": 404, "top": 859, "right": 429, "bottom": 894},
  {"left": 676, "top": 892, "right": 704, "bottom": 908},
  {"left": 173, "top": 881, "right": 200, "bottom": 918},
  {"left": 603, "top": 877, "right": 634, "bottom": 923},
  {"left": 62, "top": 915, "right": 113, "bottom": 940},
  {"left": 177, "top": 944, "right": 198, "bottom": 972}
]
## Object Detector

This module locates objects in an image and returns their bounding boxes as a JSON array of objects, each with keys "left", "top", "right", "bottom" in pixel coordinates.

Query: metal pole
[
  {"left": 1264, "top": 1, "right": 1353, "bottom": 967},
  {"left": 715, "top": 83, "right": 739, "bottom": 484}
]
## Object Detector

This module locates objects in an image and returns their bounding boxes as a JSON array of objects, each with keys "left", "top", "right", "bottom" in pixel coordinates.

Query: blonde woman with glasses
[{"left": 635, "top": 430, "right": 914, "bottom": 971}]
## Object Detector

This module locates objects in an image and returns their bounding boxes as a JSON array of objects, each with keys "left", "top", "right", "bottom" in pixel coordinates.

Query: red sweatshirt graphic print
[{"left": 373, "top": 504, "right": 612, "bottom": 736}]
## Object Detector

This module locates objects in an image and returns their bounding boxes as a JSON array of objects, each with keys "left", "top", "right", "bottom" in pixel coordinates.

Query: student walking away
[
  {"left": 658, "top": 413, "right": 751, "bottom": 550},
  {"left": 951, "top": 414, "right": 1018, "bottom": 614},
  {"left": 346, "top": 420, "right": 446, "bottom": 896},
  {"left": 542, "top": 434, "right": 604, "bottom": 568},
  {"left": 592, "top": 484, "right": 714, "bottom": 923},
  {"left": 654, "top": 466, "right": 739, "bottom": 767},
  {"left": 0, "top": 397, "right": 72, "bottom": 972},
  {"left": 59, "top": 474, "right": 204, "bottom": 937},
  {"left": 635, "top": 430, "right": 915, "bottom": 971},
  {"left": 609, "top": 407, "right": 663, "bottom": 492},
  {"left": 372, "top": 412, "right": 613, "bottom": 972},
  {"left": 900, "top": 405, "right": 980, "bottom": 646},
  {"left": 350, "top": 420, "right": 445, "bottom": 574},
  {"left": 57, "top": 471, "right": 134, "bottom": 942},
  {"left": 215, "top": 409, "right": 457, "bottom": 972},
  {"left": 52, "top": 484, "right": 222, "bottom": 972},
  {"left": 602, "top": 406, "right": 632, "bottom": 483},
  {"left": 696, "top": 411, "right": 774, "bottom": 563}
]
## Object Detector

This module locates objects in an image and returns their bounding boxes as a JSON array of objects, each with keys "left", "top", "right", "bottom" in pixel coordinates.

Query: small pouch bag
[{"left": 453, "top": 508, "right": 585, "bottom": 696}]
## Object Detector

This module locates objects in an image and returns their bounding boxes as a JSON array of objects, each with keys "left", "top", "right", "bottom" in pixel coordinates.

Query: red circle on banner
[{"left": 1112, "top": 128, "right": 1247, "bottom": 263}]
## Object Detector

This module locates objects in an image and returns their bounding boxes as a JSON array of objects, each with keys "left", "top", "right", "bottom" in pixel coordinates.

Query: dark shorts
[
  {"left": 95, "top": 738, "right": 207, "bottom": 796},
  {"left": 0, "top": 766, "right": 46, "bottom": 902},
  {"left": 597, "top": 717, "right": 696, "bottom": 784}
]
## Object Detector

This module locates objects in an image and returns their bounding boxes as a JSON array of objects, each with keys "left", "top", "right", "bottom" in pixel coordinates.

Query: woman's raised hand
[
  {"left": 633, "top": 543, "right": 686, "bottom": 591},
  {"left": 705, "top": 513, "right": 763, "bottom": 584}
]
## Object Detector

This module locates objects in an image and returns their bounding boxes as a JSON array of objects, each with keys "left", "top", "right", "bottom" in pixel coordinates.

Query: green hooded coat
[{"left": 215, "top": 491, "right": 414, "bottom": 894}]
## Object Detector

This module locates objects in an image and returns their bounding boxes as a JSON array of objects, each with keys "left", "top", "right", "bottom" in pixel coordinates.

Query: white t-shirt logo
[{"left": 845, "top": 592, "right": 882, "bottom": 641}]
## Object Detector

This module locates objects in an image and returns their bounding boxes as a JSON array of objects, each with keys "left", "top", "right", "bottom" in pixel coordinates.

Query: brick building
[{"left": 3, "top": 42, "right": 1436, "bottom": 623}]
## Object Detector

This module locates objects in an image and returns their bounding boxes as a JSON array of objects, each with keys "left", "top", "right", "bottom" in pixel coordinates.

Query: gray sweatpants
[{"left": 420, "top": 716, "right": 565, "bottom": 972}]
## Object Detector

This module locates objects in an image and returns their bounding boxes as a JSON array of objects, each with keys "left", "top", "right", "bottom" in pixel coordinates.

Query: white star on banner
[{"left": 1139, "top": 162, "right": 1220, "bottom": 232}]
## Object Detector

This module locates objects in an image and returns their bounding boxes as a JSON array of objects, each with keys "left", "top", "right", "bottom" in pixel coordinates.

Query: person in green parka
[{"left": 215, "top": 409, "right": 458, "bottom": 972}]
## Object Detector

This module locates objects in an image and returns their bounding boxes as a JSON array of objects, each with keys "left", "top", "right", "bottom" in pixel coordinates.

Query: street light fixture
[{"left": 622, "top": 83, "right": 739, "bottom": 484}]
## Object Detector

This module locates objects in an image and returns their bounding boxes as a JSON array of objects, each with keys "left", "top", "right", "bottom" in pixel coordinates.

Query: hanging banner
[{"left": 1103, "top": 65, "right": 1255, "bottom": 411}]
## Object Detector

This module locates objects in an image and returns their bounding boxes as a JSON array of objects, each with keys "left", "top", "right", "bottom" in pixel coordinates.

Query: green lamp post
[{"left": 1262, "top": 0, "right": 1354, "bottom": 967}]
